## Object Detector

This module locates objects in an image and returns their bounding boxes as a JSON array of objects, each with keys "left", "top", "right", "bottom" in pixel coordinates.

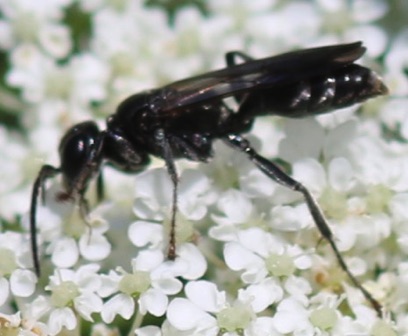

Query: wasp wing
[{"left": 159, "top": 42, "right": 365, "bottom": 114}]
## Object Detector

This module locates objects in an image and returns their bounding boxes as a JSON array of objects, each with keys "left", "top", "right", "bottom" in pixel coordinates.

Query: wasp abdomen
[{"left": 239, "top": 64, "right": 387, "bottom": 119}]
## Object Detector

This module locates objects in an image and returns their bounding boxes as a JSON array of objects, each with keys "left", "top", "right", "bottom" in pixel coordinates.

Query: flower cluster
[{"left": 0, "top": 0, "right": 407, "bottom": 335}]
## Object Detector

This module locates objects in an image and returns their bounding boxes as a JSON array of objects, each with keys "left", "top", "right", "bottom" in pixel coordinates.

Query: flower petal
[
  {"left": 328, "top": 157, "right": 354, "bottom": 191},
  {"left": 51, "top": 237, "right": 79, "bottom": 269},
  {"left": 79, "top": 232, "right": 111, "bottom": 261},
  {"left": 213, "top": 190, "right": 253, "bottom": 224},
  {"left": 167, "top": 298, "right": 215, "bottom": 331},
  {"left": 176, "top": 244, "right": 207, "bottom": 280},
  {"left": 224, "top": 242, "right": 264, "bottom": 277},
  {"left": 185, "top": 280, "right": 225, "bottom": 313},
  {"left": 139, "top": 288, "right": 168, "bottom": 316},
  {"left": 48, "top": 307, "right": 77, "bottom": 335},
  {"left": 128, "top": 221, "right": 163, "bottom": 248},
  {"left": 133, "top": 249, "right": 164, "bottom": 272},
  {"left": 239, "top": 279, "right": 283, "bottom": 312},
  {"left": 150, "top": 266, "right": 183, "bottom": 295},
  {"left": 9, "top": 269, "right": 36, "bottom": 297},
  {"left": 101, "top": 293, "right": 134, "bottom": 323},
  {"left": 75, "top": 293, "right": 103, "bottom": 321}
]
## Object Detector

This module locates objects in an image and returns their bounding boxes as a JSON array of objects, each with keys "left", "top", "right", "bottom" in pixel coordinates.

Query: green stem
[{"left": 127, "top": 300, "right": 144, "bottom": 336}]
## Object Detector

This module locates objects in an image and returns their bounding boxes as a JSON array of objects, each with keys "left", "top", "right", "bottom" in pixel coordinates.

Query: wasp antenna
[{"left": 30, "top": 165, "right": 60, "bottom": 277}]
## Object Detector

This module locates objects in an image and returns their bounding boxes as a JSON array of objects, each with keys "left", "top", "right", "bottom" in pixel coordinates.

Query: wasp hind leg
[{"left": 223, "top": 133, "right": 383, "bottom": 317}]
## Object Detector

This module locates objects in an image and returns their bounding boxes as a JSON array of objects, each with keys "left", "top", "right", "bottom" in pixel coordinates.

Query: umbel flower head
[{"left": 0, "top": 0, "right": 406, "bottom": 335}]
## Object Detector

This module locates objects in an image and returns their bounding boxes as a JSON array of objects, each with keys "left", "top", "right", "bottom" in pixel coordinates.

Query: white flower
[
  {"left": 0, "top": 0, "right": 404, "bottom": 334},
  {"left": 209, "top": 189, "right": 256, "bottom": 242},
  {"left": 128, "top": 223, "right": 207, "bottom": 281},
  {"left": 271, "top": 298, "right": 314, "bottom": 334},
  {"left": 133, "top": 168, "right": 212, "bottom": 222},
  {"left": 212, "top": 189, "right": 254, "bottom": 226},
  {"left": 0, "top": 125, "right": 33, "bottom": 218},
  {"left": 316, "top": 0, "right": 388, "bottom": 56},
  {"left": 207, "top": 0, "right": 321, "bottom": 52},
  {"left": 167, "top": 280, "right": 279, "bottom": 335},
  {"left": 85, "top": 1, "right": 171, "bottom": 99},
  {"left": 30, "top": 204, "right": 111, "bottom": 272},
  {"left": 136, "top": 320, "right": 192, "bottom": 336},
  {"left": 279, "top": 118, "right": 359, "bottom": 164},
  {"left": 389, "top": 193, "right": 408, "bottom": 254},
  {"left": 0, "top": 312, "right": 22, "bottom": 332},
  {"left": 99, "top": 249, "right": 184, "bottom": 323},
  {"left": 0, "top": 311, "right": 49, "bottom": 336},
  {"left": 7, "top": 50, "right": 108, "bottom": 121},
  {"left": 25, "top": 264, "right": 102, "bottom": 335},
  {"left": 0, "top": 232, "right": 37, "bottom": 307},
  {"left": 100, "top": 243, "right": 206, "bottom": 324},
  {"left": 380, "top": 98, "right": 408, "bottom": 140},
  {"left": 50, "top": 237, "right": 79, "bottom": 269},
  {"left": 282, "top": 118, "right": 395, "bottom": 248},
  {"left": 224, "top": 227, "right": 311, "bottom": 284},
  {"left": 131, "top": 168, "right": 213, "bottom": 259},
  {"left": 383, "top": 30, "right": 408, "bottom": 96},
  {"left": 0, "top": 0, "right": 73, "bottom": 58}
]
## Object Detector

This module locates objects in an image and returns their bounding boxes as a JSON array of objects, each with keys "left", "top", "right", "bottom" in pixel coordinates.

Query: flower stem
[{"left": 128, "top": 301, "right": 144, "bottom": 336}]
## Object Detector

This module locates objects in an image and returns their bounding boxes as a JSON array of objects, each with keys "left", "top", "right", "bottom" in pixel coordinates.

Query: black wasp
[{"left": 30, "top": 42, "right": 387, "bottom": 316}]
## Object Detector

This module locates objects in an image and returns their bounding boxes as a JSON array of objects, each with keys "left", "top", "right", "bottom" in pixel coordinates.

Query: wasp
[{"left": 30, "top": 42, "right": 387, "bottom": 316}]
